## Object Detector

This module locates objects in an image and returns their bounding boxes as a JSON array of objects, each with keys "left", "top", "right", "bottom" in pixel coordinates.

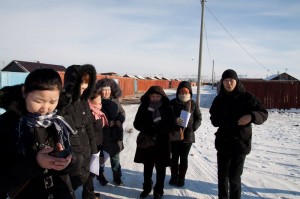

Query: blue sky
[{"left": 0, "top": 0, "right": 299, "bottom": 80}]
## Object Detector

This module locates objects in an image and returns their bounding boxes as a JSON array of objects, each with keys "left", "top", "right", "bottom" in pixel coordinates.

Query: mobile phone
[{"left": 49, "top": 148, "right": 71, "bottom": 158}]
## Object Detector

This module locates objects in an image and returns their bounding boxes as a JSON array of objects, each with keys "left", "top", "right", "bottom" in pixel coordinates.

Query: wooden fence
[
  {"left": 2, "top": 72, "right": 299, "bottom": 109},
  {"left": 241, "top": 80, "right": 299, "bottom": 109}
]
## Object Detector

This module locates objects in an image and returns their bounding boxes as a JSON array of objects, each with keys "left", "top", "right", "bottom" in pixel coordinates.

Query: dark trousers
[
  {"left": 217, "top": 151, "right": 246, "bottom": 199},
  {"left": 170, "top": 141, "right": 192, "bottom": 167},
  {"left": 143, "top": 162, "right": 166, "bottom": 195},
  {"left": 0, "top": 191, "right": 7, "bottom": 199},
  {"left": 82, "top": 173, "right": 96, "bottom": 199}
]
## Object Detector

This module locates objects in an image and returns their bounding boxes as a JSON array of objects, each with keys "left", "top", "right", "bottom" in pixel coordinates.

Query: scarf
[
  {"left": 88, "top": 101, "right": 109, "bottom": 127},
  {"left": 16, "top": 110, "right": 74, "bottom": 154},
  {"left": 148, "top": 101, "right": 162, "bottom": 123}
]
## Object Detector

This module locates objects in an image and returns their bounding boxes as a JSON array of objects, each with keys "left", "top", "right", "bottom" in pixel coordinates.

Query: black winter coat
[
  {"left": 101, "top": 98, "right": 125, "bottom": 157},
  {"left": 90, "top": 111, "right": 104, "bottom": 149},
  {"left": 133, "top": 86, "right": 175, "bottom": 166},
  {"left": 170, "top": 81, "right": 202, "bottom": 143},
  {"left": 0, "top": 85, "right": 75, "bottom": 199},
  {"left": 209, "top": 81, "right": 268, "bottom": 155},
  {"left": 170, "top": 99, "right": 202, "bottom": 143},
  {"left": 57, "top": 64, "right": 97, "bottom": 187}
]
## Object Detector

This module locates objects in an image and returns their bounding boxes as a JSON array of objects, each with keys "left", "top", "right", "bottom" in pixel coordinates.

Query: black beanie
[{"left": 222, "top": 69, "right": 238, "bottom": 81}]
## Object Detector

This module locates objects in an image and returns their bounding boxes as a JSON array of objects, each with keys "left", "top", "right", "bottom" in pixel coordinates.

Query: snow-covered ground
[{"left": 76, "top": 86, "right": 300, "bottom": 199}]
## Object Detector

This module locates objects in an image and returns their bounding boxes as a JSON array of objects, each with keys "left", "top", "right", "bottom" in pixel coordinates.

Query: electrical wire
[{"left": 205, "top": 4, "right": 274, "bottom": 74}]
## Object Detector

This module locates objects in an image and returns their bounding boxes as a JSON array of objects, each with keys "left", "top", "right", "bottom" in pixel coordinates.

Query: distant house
[
  {"left": 134, "top": 75, "right": 145, "bottom": 80},
  {"left": 145, "top": 76, "right": 156, "bottom": 80},
  {"left": 162, "top": 77, "right": 171, "bottom": 81},
  {"left": 265, "top": 73, "right": 298, "bottom": 81},
  {"left": 1, "top": 60, "right": 66, "bottom": 72},
  {"left": 123, "top": 74, "right": 136, "bottom": 79}
]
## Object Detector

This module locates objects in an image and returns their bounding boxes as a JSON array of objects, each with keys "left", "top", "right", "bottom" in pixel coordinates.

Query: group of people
[
  {"left": 0, "top": 64, "right": 125, "bottom": 199},
  {"left": 0, "top": 66, "right": 268, "bottom": 199}
]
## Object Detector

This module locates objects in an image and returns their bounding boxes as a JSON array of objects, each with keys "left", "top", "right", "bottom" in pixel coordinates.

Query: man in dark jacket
[
  {"left": 57, "top": 64, "right": 99, "bottom": 199},
  {"left": 209, "top": 69, "right": 268, "bottom": 199}
]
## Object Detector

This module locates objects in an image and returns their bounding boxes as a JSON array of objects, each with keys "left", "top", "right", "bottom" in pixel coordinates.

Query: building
[
  {"left": 1, "top": 60, "right": 66, "bottom": 72},
  {"left": 265, "top": 73, "right": 298, "bottom": 81}
]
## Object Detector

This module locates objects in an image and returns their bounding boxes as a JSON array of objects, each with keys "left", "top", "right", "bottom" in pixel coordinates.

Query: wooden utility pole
[{"left": 196, "top": 0, "right": 205, "bottom": 106}]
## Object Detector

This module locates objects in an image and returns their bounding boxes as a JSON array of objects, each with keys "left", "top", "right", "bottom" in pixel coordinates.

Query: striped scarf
[{"left": 16, "top": 110, "right": 74, "bottom": 154}]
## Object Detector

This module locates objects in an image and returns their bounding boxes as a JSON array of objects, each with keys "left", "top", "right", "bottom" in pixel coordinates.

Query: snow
[{"left": 76, "top": 86, "right": 300, "bottom": 199}]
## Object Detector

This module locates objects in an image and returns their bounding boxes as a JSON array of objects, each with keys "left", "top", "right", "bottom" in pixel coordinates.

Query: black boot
[
  {"left": 97, "top": 173, "right": 108, "bottom": 186},
  {"left": 95, "top": 192, "right": 102, "bottom": 199},
  {"left": 177, "top": 164, "right": 188, "bottom": 187},
  {"left": 140, "top": 180, "right": 153, "bottom": 198},
  {"left": 97, "top": 165, "right": 108, "bottom": 186},
  {"left": 113, "top": 171, "right": 124, "bottom": 186},
  {"left": 169, "top": 164, "right": 178, "bottom": 186},
  {"left": 153, "top": 184, "right": 164, "bottom": 199}
]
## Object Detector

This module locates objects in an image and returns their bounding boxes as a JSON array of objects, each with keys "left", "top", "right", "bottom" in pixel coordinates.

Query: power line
[
  {"left": 205, "top": 5, "right": 274, "bottom": 74},
  {"left": 204, "top": 22, "right": 212, "bottom": 62}
]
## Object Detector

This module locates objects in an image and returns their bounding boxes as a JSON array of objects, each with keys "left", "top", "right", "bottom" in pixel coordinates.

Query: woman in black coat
[
  {"left": 169, "top": 81, "right": 202, "bottom": 187},
  {"left": 134, "top": 86, "right": 174, "bottom": 199},
  {"left": 0, "top": 68, "right": 76, "bottom": 199},
  {"left": 57, "top": 64, "right": 99, "bottom": 199},
  {"left": 209, "top": 69, "right": 268, "bottom": 199},
  {"left": 96, "top": 78, "right": 125, "bottom": 186}
]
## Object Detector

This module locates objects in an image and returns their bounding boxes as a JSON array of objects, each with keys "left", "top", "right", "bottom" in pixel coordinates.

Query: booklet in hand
[{"left": 179, "top": 110, "right": 191, "bottom": 128}]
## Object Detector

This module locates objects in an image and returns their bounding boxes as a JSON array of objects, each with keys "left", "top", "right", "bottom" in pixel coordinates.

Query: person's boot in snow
[
  {"left": 94, "top": 192, "right": 102, "bottom": 199},
  {"left": 140, "top": 180, "right": 153, "bottom": 198},
  {"left": 113, "top": 171, "right": 124, "bottom": 186},
  {"left": 97, "top": 165, "right": 108, "bottom": 186},
  {"left": 169, "top": 164, "right": 179, "bottom": 186},
  {"left": 177, "top": 164, "right": 188, "bottom": 187}
]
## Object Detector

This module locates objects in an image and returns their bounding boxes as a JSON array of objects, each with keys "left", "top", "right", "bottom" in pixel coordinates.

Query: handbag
[
  {"left": 136, "top": 132, "right": 156, "bottom": 149},
  {"left": 169, "top": 101, "right": 191, "bottom": 142},
  {"left": 169, "top": 128, "right": 184, "bottom": 142}
]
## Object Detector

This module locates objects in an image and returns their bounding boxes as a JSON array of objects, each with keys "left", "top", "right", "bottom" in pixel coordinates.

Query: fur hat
[{"left": 221, "top": 69, "right": 238, "bottom": 81}]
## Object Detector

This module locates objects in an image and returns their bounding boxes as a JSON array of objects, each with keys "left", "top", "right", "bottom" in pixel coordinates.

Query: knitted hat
[{"left": 221, "top": 69, "right": 238, "bottom": 81}]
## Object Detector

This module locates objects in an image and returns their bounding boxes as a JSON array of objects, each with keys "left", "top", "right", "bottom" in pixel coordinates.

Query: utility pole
[{"left": 196, "top": 0, "right": 205, "bottom": 106}]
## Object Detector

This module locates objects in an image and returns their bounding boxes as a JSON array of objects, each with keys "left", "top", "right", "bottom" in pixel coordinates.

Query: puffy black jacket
[
  {"left": 101, "top": 98, "right": 125, "bottom": 157},
  {"left": 0, "top": 85, "right": 75, "bottom": 199},
  {"left": 57, "top": 64, "right": 97, "bottom": 189},
  {"left": 209, "top": 80, "right": 268, "bottom": 155}
]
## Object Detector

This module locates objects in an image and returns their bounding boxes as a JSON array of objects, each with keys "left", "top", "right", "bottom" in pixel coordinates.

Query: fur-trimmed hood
[
  {"left": 95, "top": 78, "right": 122, "bottom": 99},
  {"left": 62, "top": 64, "right": 97, "bottom": 103},
  {"left": 0, "top": 84, "right": 25, "bottom": 115}
]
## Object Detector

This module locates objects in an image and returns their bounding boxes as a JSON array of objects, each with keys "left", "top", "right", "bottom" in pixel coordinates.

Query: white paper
[
  {"left": 180, "top": 110, "right": 191, "bottom": 127},
  {"left": 90, "top": 152, "right": 100, "bottom": 175}
]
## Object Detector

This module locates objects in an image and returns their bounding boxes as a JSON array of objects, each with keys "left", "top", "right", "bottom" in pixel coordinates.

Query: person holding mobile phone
[{"left": 0, "top": 68, "right": 76, "bottom": 199}]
